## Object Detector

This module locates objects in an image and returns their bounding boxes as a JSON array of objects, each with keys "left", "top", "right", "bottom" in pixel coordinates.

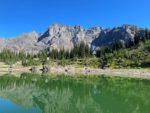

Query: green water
[{"left": 0, "top": 74, "right": 150, "bottom": 113}]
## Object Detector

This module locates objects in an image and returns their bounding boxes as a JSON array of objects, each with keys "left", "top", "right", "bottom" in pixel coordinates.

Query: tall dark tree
[
  {"left": 79, "top": 41, "right": 86, "bottom": 58},
  {"left": 85, "top": 44, "right": 91, "bottom": 57},
  {"left": 112, "top": 40, "right": 123, "bottom": 50},
  {"left": 134, "top": 32, "right": 140, "bottom": 45},
  {"left": 145, "top": 28, "right": 150, "bottom": 40}
]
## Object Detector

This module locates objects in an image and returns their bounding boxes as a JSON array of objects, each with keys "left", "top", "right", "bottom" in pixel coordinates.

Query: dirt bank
[{"left": 0, "top": 62, "right": 150, "bottom": 79}]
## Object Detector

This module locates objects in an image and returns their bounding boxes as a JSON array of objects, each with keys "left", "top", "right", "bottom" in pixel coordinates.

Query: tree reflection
[{"left": 0, "top": 74, "right": 150, "bottom": 113}]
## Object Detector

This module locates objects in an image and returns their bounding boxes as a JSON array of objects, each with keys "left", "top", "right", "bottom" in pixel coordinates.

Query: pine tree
[
  {"left": 79, "top": 41, "right": 86, "bottom": 58},
  {"left": 134, "top": 32, "right": 140, "bottom": 45},
  {"left": 85, "top": 44, "right": 90, "bottom": 57},
  {"left": 65, "top": 51, "right": 70, "bottom": 59},
  {"left": 145, "top": 28, "right": 149, "bottom": 40}
]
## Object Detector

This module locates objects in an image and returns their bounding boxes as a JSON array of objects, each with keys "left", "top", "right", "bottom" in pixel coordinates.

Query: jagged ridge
[{"left": 0, "top": 24, "right": 147, "bottom": 53}]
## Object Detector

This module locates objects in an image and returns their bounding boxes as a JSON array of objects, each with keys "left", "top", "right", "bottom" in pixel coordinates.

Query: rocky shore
[{"left": 0, "top": 62, "right": 150, "bottom": 79}]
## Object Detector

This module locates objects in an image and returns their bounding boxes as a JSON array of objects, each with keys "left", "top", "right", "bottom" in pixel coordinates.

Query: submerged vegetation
[{"left": 0, "top": 30, "right": 150, "bottom": 68}]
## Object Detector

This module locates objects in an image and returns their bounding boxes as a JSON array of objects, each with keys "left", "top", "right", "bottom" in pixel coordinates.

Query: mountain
[
  {"left": 0, "top": 24, "right": 147, "bottom": 53},
  {"left": 92, "top": 24, "right": 145, "bottom": 47},
  {"left": 0, "top": 39, "right": 6, "bottom": 51},
  {"left": 37, "top": 24, "right": 102, "bottom": 51}
]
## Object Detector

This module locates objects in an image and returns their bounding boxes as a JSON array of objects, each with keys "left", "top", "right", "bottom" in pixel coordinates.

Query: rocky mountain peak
[{"left": 0, "top": 24, "right": 148, "bottom": 53}]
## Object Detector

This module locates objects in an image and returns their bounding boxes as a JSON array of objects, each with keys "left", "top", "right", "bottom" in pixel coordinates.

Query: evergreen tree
[
  {"left": 145, "top": 28, "right": 149, "bottom": 40},
  {"left": 134, "top": 32, "right": 140, "bottom": 45},
  {"left": 79, "top": 41, "right": 86, "bottom": 58},
  {"left": 85, "top": 44, "right": 91, "bottom": 57}
]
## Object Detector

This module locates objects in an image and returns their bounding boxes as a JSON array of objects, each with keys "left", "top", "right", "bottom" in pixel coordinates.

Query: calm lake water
[{"left": 0, "top": 73, "right": 150, "bottom": 113}]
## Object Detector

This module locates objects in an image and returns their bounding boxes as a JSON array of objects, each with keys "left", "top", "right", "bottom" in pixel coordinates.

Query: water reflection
[
  {"left": 0, "top": 74, "right": 150, "bottom": 113},
  {"left": 0, "top": 99, "right": 41, "bottom": 113}
]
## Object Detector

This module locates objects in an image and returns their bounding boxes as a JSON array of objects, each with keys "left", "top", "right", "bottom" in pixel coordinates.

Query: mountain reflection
[{"left": 0, "top": 74, "right": 150, "bottom": 113}]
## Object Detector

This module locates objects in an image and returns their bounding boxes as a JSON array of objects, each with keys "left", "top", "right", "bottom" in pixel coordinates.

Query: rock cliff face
[
  {"left": 92, "top": 24, "right": 145, "bottom": 48},
  {"left": 37, "top": 24, "right": 102, "bottom": 51},
  {"left": 0, "top": 24, "right": 147, "bottom": 53},
  {"left": 4, "top": 32, "right": 40, "bottom": 53},
  {"left": 0, "top": 39, "right": 6, "bottom": 52}
]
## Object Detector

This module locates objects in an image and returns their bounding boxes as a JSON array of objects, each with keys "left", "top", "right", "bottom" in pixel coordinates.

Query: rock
[
  {"left": 91, "top": 24, "right": 145, "bottom": 48},
  {"left": 0, "top": 24, "right": 148, "bottom": 53},
  {"left": 41, "top": 65, "right": 50, "bottom": 74},
  {"left": 30, "top": 66, "right": 37, "bottom": 73}
]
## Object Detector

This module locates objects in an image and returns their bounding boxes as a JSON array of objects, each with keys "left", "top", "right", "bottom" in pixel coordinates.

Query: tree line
[
  {"left": 0, "top": 29, "right": 149, "bottom": 67},
  {"left": 95, "top": 29, "right": 150, "bottom": 68},
  {"left": 46, "top": 41, "right": 92, "bottom": 60},
  {"left": 0, "top": 41, "right": 92, "bottom": 65}
]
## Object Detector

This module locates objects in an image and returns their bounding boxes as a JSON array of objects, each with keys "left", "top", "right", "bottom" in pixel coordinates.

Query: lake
[{"left": 0, "top": 73, "right": 150, "bottom": 113}]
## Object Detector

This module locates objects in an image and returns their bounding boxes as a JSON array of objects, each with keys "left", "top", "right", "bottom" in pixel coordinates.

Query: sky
[{"left": 0, "top": 0, "right": 149, "bottom": 38}]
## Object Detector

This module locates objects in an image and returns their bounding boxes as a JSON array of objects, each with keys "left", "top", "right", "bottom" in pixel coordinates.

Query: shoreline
[{"left": 0, "top": 63, "right": 150, "bottom": 79}]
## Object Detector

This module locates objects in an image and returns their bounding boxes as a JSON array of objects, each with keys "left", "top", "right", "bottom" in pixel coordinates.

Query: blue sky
[{"left": 0, "top": 0, "right": 149, "bottom": 38}]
